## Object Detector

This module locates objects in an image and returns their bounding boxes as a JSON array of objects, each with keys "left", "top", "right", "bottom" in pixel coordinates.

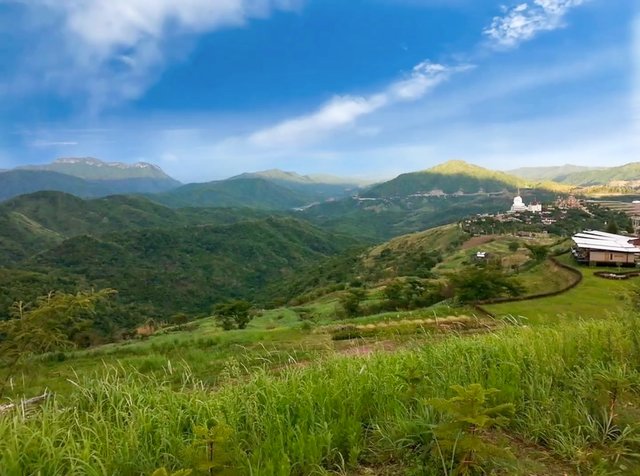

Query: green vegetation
[
  {"left": 427, "top": 384, "right": 516, "bottom": 475},
  {"left": 213, "top": 300, "right": 254, "bottom": 330},
  {"left": 450, "top": 264, "right": 524, "bottom": 303},
  {"left": 0, "top": 290, "right": 116, "bottom": 393},
  {"left": 1, "top": 157, "right": 180, "bottom": 202},
  {"left": 0, "top": 191, "right": 273, "bottom": 265},
  {"left": 2, "top": 160, "right": 640, "bottom": 475},
  {"left": 19, "top": 217, "right": 357, "bottom": 318},
  {"left": 557, "top": 162, "right": 640, "bottom": 186},
  {"left": 302, "top": 161, "right": 567, "bottom": 242},
  {"left": 229, "top": 168, "right": 367, "bottom": 200},
  {"left": 364, "top": 160, "right": 569, "bottom": 197},
  {"left": 461, "top": 203, "right": 633, "bottom": 238},
  {"left": 2, "top": 317, "right": 640, "bottom": 474},
  {"left": 510, "top": 162, "right": 640, "bottom": 188},
  {"left": 509, "top": 164, "right": 597, "bottom": 182},
  {"left": 150, "top": 178, "right": 311, "bottom": 209},
  {"left": 0, "top": 170, "right": 115, "bottom": 202},
  {"left": 486, "top": 254, "right": 636, "bottom": 323}
]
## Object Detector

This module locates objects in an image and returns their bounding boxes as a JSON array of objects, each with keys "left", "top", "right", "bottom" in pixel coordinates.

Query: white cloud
[
  {"left": 248, "top": 61, "right": 470, "bottom": 148},
  {"left": 31, "top": 140, "right": 79, "bottom": 147},
  {"left": 484, "top": 0, "right": 587, "bottom": 49},
  {"left": 19, "top": 0, "right": 301, "bottom": 109},
  {"left": 51, "top": 0, "right": 300, "bottom": 54}
]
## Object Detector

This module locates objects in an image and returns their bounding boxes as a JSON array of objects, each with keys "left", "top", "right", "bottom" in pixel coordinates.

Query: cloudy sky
[{"left": 0, "top": 0, "right": 637, "bottom": 182}]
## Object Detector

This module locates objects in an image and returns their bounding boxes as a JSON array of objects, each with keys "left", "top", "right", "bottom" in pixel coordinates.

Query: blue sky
[{"left": 0, "top": 0, "right": 638, "bottom": 182}]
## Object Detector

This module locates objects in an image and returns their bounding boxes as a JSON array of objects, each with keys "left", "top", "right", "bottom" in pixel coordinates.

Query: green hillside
[
  {"left": 559, "top": 162, "right": 640, "bottom": 185},
  {"left": 510, "top": 162, "right": 640, "bottom": 186},
  {"left": 22, "top": 218, "right": 358, "bottom": 317},
  {"left": 0, "top": 168, "right": 179, "bottom": 202},
  {"left": 364, "top": 160, "right": 567, "bottom": 197},
  {"left": 150, "top": 177, "right": 311, "bottom": 209},
  {"left": 0, "top": 170, "right": 114, "bottom": 201},
  {"left": 230, "top": 169, "right": 366, "bottom": 200},
  {"left": 0, "top": 191, "right": 273, "bottom": 265},
  {"left": 508, "top": 164, "right": 598, "bottom": 182}
]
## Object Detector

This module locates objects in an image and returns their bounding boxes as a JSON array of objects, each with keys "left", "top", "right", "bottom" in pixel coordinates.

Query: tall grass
[{"left": 1, "top": 316, "right": 640, "bottom": 475}]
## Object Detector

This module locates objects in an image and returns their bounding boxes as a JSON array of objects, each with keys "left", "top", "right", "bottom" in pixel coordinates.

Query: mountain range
[
  {"left": 508, "top": 163, "right": 640, "bottom": 186},
  {"left": 13, "top": 156, "right": 640, "bottom": 211},
  {"left": 0, "top": 158, "right": 181, "bottom": 200},
  {"left": 2, "top": 156, "right": 638, "bottom": 319}
]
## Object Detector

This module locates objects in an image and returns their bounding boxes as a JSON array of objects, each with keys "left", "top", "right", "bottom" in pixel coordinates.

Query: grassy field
[
  {"left": 2, "top": 317, "right": 640, "bottom": 475},
  {"left": 1, "top": 300, "right": 483, "bottom": 400},
  {"left": 3, "top": 237, "right": 640, "bottom": 475},
  {"left": 486, "top": 254, "right": 637, "bottom": 324}
]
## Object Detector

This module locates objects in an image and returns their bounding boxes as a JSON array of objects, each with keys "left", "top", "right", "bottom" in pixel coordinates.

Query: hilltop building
[
  {"left": 508, "top": 192, "right": 542, "bottom": 214},
  {"left": 572, "top": 230, "right": 640, "bottom": 266}
]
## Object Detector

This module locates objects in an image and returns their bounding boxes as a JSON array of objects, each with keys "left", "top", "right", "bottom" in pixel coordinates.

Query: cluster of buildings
[{"left": 508, "top": 194, "right": 543, "bottom": 214}]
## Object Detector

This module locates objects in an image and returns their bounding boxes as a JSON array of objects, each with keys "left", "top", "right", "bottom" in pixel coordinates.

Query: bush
[{"left": 449, "top": 265, "right": 524, "bottom": 303}]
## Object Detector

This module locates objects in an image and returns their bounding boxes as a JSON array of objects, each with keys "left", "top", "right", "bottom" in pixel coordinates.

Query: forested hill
[
  {"left": 19, "top": 218, "right": 359, "bottom": 317},
  {"left": 0, "top": 191, "right": 273, "bottom": 265},
  {"left": 508, "top": 164, "right": 597, "bottom": 182},
  {"left": 0, "top": 170, "right": 114, "bottom": 202},
  {"left": 298, "top": 161, "right": 566, "bottom": 242},
  {"left": 229, "top": 169, "right": 369, "bottom": 200},
  {"left": 148, "top": 177, "right": 312, "bottom": 209},
  {"left": 509, "top": 162, "right": 640, "bottom": 186},
  {"left": 556, "top": 162, "right": 640, "bottom": 186},
  {"left": 363, "top": 160, "right": 566, "bottom": 197}
]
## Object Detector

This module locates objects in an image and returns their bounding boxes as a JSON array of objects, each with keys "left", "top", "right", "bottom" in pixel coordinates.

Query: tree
[
  {"left": 427, "top": 384, "right": 515, "bottom": 475},
  {"left": 606, "top": 221, "right": 620, "bottom": 235},
  {"left": 508, "top": 241, "right": 519, "bottom": 252},
  {"left": 524, "top": 244, "right": 548, "bottom": 263},
  {"left": 339, "top": 288, "right": 366, "bottom": 318},
  {"left": 383, "top": 279, "right": 443, "bottom": 311},
  {"left": 0, "top": 289, "right": 116, "bottom": 396},
  {"left": 170, "top": 313, "right": 190, "bottom": 326},
  {"left": 213, "top": 300, "right": 253, "bottom": 330},
  {"left": 449, "top": 265, "right": 523, "bottom": 303}
]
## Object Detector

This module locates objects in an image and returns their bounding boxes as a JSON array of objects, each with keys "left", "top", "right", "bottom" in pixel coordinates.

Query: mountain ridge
[{"left": 19, "top": 157, "right": 178, "bottom": 182}]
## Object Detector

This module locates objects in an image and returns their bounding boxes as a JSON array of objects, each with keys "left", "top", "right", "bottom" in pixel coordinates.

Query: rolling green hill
[
  {"left": 0, "top": 191, "right": 273, "bottom": 265},
  {"left": 149, "top": 177, "right": 311, "bottom": 209},
  {"left": 364, "top": 160, "right": 567, "bottom": 197},
  {"left": 0, "top": 165, "right": 180, "bottom": 202},
  {"left": 510, "top": 162, "right": 640, "bottom": 186},
  {"left": 0, "top": 170, "right": 114, "bottom": 202},
  {"left": 508, "top": 164, "right": 598, "bottom": 182},
  {"left": 230, "top": 169, "right": 369, "bottom": 200},
  {"left": 558, "top": 162, "right": 640, "bottom": 186},
  {"left": 22, "top": 218, "right": 358, "bottom": 317},
  {"left": 300, "top": 161, "right": 566, "bottom": 241}
]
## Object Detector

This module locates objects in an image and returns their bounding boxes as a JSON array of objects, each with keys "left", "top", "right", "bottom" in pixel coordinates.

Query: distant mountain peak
[
  {"left": 428, "top": 160, "right": 491, "bottom": 174},
  {"left": 18, "top": 157, "right": 176, "bottom": 182},
  {"left": 53, "top": 157, "right": 163, "bottom": 172}
]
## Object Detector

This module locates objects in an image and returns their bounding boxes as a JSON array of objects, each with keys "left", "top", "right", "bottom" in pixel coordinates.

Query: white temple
[{"left": 509, "top": 193, "right": 542, "bottom": 214}]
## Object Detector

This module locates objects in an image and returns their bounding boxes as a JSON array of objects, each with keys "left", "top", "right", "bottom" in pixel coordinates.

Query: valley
[{"left": 2, "top": 158, "right": 640, "bottom": 475}]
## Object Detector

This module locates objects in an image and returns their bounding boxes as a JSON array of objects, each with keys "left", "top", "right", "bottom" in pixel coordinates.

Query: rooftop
[{"left": 572, "top": 230, "right": 640, "bottom": 254}]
